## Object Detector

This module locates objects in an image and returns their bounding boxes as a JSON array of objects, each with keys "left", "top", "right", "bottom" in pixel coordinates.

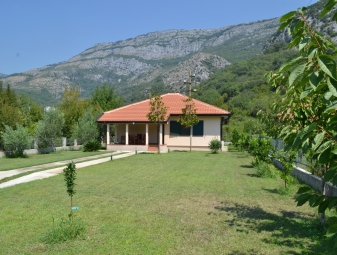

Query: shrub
[
  {"left": 209, "top": 138, "right": 221, "bottom": 153},
  {"left": 1, "top": 125, "right": 31, "bottom": 158},
  {"left": 255, "top": 162, "right": 278, "bottom": 179},
  {"left": 83, "top": 140, "right": 101, "bottom": 152}
]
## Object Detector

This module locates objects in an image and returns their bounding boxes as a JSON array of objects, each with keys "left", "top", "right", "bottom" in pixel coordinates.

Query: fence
[
  {"left": 225, "top": 133, "right": 315, "bottom": 174},
  {"left": 0, "top": 137, "right": 81, "bottom": 158}
]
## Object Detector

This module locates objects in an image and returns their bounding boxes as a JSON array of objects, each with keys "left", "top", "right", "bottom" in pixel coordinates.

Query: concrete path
[{"left": 0, "top": 151, "right": 135, "bottom": 189}]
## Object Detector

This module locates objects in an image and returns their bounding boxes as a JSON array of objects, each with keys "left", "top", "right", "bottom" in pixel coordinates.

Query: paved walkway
[{"left": 0, "top": 151, "right": 135, "bottom": 189}]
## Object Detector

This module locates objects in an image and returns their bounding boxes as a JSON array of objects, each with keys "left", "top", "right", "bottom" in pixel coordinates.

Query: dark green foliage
[
  {"left": 60, "top": 86, "right": 90, "bottom": 138},
  {"left": 35, "top": 109, "right": 64, "bottom": 150},
  {"left": 209, "top": 138, "right": 221, "bottom": 154},
  {"left": 72, "top": 109, "right": 99, "bottom": 145},
  {"left": 263, "top": 41, "right": 288, "bottom": 54},
  {"left": 63, "top": 162, "right": 76, "bottom": 199},
  {"left": 231, "top": 129, "right": 240, "bottom": 146},
  {"left": 91, "top": 83, "right": 123, "bottom": 111},
  {"left": 0, "top": 83, "right": 23, "bottom": 137},
  {"left": 83, "top": 140, "right": 101, "bottom": 152},
  {"left": 194, "top": 49, "right": 298, "bottom": 133}
]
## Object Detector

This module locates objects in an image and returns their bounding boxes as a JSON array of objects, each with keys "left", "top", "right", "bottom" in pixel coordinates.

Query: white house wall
[{"left": 164, "top": 116, "right": 221, "bottom": 147}]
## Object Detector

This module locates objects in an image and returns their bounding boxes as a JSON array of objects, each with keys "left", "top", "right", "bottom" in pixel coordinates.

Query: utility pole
[{"left": 184, "top": 70, "right": 196, "bottom": 97}]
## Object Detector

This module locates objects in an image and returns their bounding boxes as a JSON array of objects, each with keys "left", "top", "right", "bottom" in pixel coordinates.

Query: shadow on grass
[
  {"left": 214, "top": 202, "right": 336, "bottom": 254},
  {"left": 246, "top": 173, "right": 259, "bottom": 178},
  {"left": 240, "top": 165, "right": 254, "bottom": 169},
  {"left": 262, "top": 188, "right": 280, "bottom": 194}
]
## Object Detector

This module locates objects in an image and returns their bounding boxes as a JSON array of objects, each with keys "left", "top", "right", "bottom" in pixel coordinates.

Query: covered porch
[{"left": 106, "top": 122, "right": 168, "bottom": 152}]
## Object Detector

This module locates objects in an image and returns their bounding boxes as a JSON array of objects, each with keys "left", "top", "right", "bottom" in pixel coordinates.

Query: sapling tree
[
  {"left": 146, "top": 94, "right": 168, "bottom": 153},
  {"left": 63, "top": 162, "right": 76, "bottom": 219},
  {"left": 179, "top": 97, "right": 199, "bottom": 152}
]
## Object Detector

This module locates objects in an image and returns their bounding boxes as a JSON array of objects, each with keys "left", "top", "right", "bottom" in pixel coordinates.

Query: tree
[
  {"left": 146, "top": 95, "right": 168, "bottom": 153},
  {"left": 1, "top": 125, "right": 31, "bottom": 157},
  {"left": 72, "top": 109, "right": 99, "bottom": 145},
  {"left": 91, "top": 83, "right": 123, "bottom": 111},
  {"left": 35, "top": 109, "right": 64, "bottom": 150},
  {"left": 0, "top": 83, "right": 23, "bottom": 137},
  {"left": 63, "top": 162, "right": 76, "bottom": 216},
  {"left": 178, "top": 97, "right": 199, "bottom": 152},
  {"left": 60, "top": 86, "right": 89, "bottom": 138},
  {"left": 18, "top": 94, "right": 43, "bottom": 135},
  {"left": 91, "top": 83, "right": 123, "bottom": 141},
  {"left": 263, "top": 2, "right": 337, "bottom": 235}
]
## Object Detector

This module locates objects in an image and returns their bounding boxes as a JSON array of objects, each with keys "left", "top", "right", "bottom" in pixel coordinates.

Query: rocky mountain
[
  {"left": 263, "top": 0, "right": 337, "bottom": 50},
  {"left": 0, "top": 73, "right": 7, "bottom": 78},
  {"left": 1, "top": 18, "right": 281, "bottom": 104}
]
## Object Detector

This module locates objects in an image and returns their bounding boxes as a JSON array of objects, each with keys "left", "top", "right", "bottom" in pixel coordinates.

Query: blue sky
[{"left": 1, "top": 0, "right": 317, "bottom": 75}]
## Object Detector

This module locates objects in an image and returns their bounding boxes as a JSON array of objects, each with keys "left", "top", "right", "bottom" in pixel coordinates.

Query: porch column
[
  {"left": 145, "top": 124, "right": 149, "bottom": 145},
  {"left": 115, "top": 124, "right": 118, "bottom": 143},
  {"left": 159, "top": 124, "right": 163, "bottom": 145},
  {"left": 125, "top": 124, "right": 129, "bottom": 145},
  {"left": 106, "top": 124, "right": 110, "bottom": 145}
]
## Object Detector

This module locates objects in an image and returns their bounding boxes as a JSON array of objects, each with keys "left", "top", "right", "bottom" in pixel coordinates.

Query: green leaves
[
  {"left": 328, "top": 78, "right": 337, "bottom": 97},
  {"left": 312, "top": 132, "right": 325, "bottom": 151},
  {"left": 266, "top": 0, "right": 337, "bottom": 237},
  {"left": 280, "top": 11, "right": 297, "bottom": 23},
  {"left": 178, "top": 97, "right": 199, "bottom": 128},
  {"left": 292, "top": 123, "right": 317, "bottom": 149},
  {"left": 147, "top": 95, "right": 168, "bottom": 122},
  {"left": 289, "top": 63, "right": 306, "bottom": 86},
  {"left": 319, "top": 0, "right": 337, "bottom": 18},
  {"left": 63, "top": 162, "right": 77, "bottom": 198},
  {"left": 296, "top": 193, "right": 311, "bottom": 206},
  {"left": 317, "top": 55, "right": 337, "bottom": 80}
]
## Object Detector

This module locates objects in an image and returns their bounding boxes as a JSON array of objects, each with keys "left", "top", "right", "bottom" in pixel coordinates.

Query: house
[{"left": 97, "top": 93, "right": 231, "bottom": 152}]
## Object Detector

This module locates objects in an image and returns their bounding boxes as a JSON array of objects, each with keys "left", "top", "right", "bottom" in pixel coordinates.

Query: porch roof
[{"left": 97, "top": 93, "right": 230, "bottom": 123}]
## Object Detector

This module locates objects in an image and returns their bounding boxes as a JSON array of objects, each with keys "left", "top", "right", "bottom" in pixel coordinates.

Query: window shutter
[
  {"left": 193, "top": 121, "right": 203, "bottom": 136},
  {"left": 170, "top": 121, "right": 180, "bottom": 136}
]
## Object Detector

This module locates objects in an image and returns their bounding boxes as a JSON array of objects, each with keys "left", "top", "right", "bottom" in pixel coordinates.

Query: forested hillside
[{"left": 194, "top": 42, "right": 299, "bottom": 134}]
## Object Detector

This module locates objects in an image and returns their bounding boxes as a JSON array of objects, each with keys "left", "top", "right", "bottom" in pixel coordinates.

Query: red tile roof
[{"left": 97, "top": 93, "right": 230, "bottom": 123}]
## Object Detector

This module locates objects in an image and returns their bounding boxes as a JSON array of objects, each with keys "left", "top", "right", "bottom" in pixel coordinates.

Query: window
[{"left": 170, "top": 120, "right": 204, "bottom": 136}]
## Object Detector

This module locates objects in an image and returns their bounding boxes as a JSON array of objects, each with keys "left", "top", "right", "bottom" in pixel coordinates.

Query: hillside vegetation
[{"left": 195, "top": 43, "right": 299, "bottom": 134}]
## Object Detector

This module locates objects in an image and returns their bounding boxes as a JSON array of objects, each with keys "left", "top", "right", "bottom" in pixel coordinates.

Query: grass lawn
[
  {"left": 0, "top": 150, "right": 110, "bottom": 171},
  {"left": 0, "top": 151, "right": 336, "bottom": 254}
]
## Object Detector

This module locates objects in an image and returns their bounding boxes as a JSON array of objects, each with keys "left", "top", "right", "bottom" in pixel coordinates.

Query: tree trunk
[
  {"left": 157, "top": 122, "right": 160, "bottom": 154},
  {"left": 190, "top": 126, "right": 193, "bottom": 152}
]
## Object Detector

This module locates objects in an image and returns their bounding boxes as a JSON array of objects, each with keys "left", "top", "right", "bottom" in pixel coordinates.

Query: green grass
[
  {"left": 0, "top": 150, "right": 109, "bottom": 171},
  {"left": 0, "top": 151, "right": 336, "bottom": 254}
]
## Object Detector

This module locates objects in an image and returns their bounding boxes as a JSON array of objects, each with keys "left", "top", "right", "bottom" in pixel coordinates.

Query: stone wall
[{"left": 272, "top": 158, "right": 337, "bottom": 197}]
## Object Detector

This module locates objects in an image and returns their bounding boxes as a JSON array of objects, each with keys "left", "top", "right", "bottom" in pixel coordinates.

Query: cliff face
[
  {"left": 263, "top": 0, "right": 337, "bottom": 51},
  {"left": 1, "top": 18, "right": 280, "bottom": 102}
]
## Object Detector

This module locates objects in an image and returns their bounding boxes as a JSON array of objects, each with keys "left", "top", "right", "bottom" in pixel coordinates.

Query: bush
[
  {"left": 1, "top": 125, "right": 31, "bottom": 158},
  {"left": 209, "top": 138, "right": 221, "bottom": 153},
  {"left": 255, "top": 162, "right": 278, "bottom": 179},
  {"left": 72, "top": 109, "right": 99, "bottom": 145},
  {"left": 42, "top": 216, "right": 85, "bottom": 244},
  {"left": 83, "top": 140, "right": 101, "bottom": 152}
]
